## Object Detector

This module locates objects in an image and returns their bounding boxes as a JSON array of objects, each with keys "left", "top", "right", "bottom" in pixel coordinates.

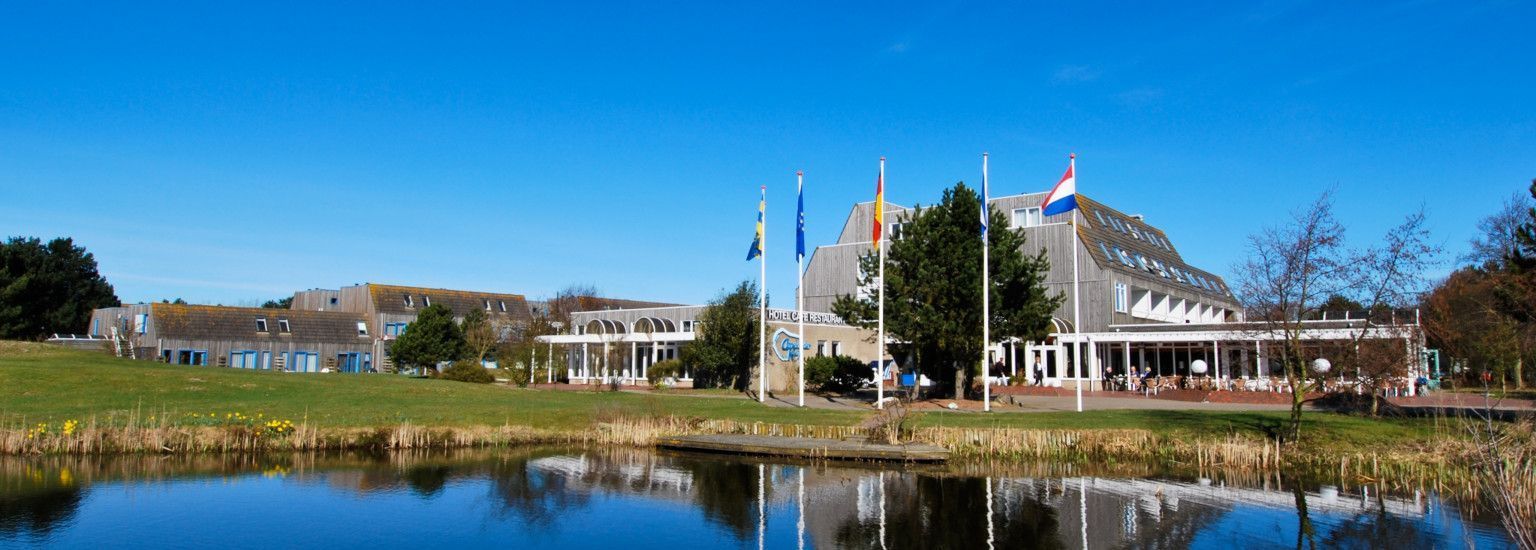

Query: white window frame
[
  {"left": 404, "top": 295, "right": 414, "bottom": 307},
  {"left": 256, "top": 318, "right": 268, "bottom": 332},
  {"left": 1011, "top": 206, "right": 1043, "bottom": 228},
  {"left": 278, "top": 319, "right": 291, "bottom": 333},
  {"left": 357, "top": 322, "right": 369, "bottom": 337},
  {"left": 1114, "top": 283, "right": 1128, "bottom": 313}
]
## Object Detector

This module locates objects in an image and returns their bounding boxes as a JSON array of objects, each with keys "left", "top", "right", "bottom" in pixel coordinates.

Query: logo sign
[
  {"left": 766, "top": 309, "right": 847, "bottom": 326},
  {"left": 770, "top": 328, "right": 810, "bottom": 362}
]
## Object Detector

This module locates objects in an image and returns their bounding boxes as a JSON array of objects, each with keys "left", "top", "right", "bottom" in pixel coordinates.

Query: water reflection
[{"left": 0, "top": 449, "right": 1515, "bottom": 549}]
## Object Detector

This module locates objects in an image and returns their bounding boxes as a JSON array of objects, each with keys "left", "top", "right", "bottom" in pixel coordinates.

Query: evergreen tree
[
  {"left": 0, "top": 237, "right": 119, "bottom": 340},
  {"left": 832, "top": 182, "right": 1060, "bottom": 398},
  {"left": 388, "top": 304, "right": 466, "bottom": 373},
  {"left": 682, "top": 281, "right": 762, "bottom": 391}
]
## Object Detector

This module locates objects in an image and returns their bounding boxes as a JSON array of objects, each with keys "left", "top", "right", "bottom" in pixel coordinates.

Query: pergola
[{"left": 536, "top": 318, "right": 695, "bottom": 385}]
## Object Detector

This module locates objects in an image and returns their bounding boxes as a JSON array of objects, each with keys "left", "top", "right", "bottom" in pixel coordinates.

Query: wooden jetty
[{"left": 656, "top": 434, "right": 950, "bottom": 463}]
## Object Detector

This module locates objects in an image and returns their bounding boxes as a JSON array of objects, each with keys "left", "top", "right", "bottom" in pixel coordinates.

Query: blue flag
[{"left": 796, "top": 173, "right": 805, "bottom": 261}]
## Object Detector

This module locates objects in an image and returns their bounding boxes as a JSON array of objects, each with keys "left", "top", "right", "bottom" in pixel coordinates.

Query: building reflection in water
[{"left": 0, "top": 449, "right": 1513, "bottom": 548}]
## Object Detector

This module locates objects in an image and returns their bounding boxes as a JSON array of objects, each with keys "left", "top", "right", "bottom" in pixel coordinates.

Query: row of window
[
  {"left": 254, "top": 317, "right": 291, "bottom": 333},
  {"left": 1096, "top": 241, "right": 1227, "bottom": 295},
  {"left": 253, "top": 317, "right": 368, "bottom": 337},
  {"left": 402, "top": 293, "right": 513, "bottom": 314},
  {"left": 1093, "top": 209, "right": 1173, "bottom": 252},
  {"left": 815, "top": 340, "right": 842, "bottom": 357},
  {"left": 383, "top": 322, "right": 409, "bottom": 336}
]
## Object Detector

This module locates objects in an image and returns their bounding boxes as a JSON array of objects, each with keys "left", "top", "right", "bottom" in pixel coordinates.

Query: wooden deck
[{"left": 656, "top": 434, "right": 950, "bottom": 463}]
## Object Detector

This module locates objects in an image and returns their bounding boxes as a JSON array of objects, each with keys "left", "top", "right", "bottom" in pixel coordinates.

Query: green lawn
[{"left": 0, "top": 342, "right": 1443, "bottom": 450}]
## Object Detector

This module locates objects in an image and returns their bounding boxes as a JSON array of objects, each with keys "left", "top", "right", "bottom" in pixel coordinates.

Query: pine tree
[
  {"left": 389, "top": 304, "right": 466, "bottom": 374},
  {"left": 0, "top": 237, "right": 119, "bottom": 340}
]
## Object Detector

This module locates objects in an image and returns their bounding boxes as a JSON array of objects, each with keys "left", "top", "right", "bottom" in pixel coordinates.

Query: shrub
[
  {"left": 806, "top": 355, "right": 870, "bottom": 393},
  {"left": 647, "top": 359, "right": 682, "bottom": 385},
  {"left": 440, "top": 360, "right": 496, "bottom": 384}
]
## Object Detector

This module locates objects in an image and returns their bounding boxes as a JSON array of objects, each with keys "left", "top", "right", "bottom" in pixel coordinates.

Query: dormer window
[
  {"left": 423, "top": 296, "right": 431, "bottom": 307},
  {"left": 357, "top": 322, "right": 369, "bottom": 336},
  {"left": 404, "top": 294, "right": 414, "bottom": 307},
  {"left": 498, "top": 300, "right": 507, "bottom": 312},
  {"left": 484, "top": 299, "right": 492, "bottom": 311},
  {"left": 256, "top": 318, "right": 268, "bottom": 332},
  {"left": 278, "top": 319, "right": 291, "bottom": 333}
]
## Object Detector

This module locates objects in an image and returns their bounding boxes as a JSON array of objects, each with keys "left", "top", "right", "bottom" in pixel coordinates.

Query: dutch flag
[{"left": 1041, "top": 153, "right": 1077, "bottom": 216}]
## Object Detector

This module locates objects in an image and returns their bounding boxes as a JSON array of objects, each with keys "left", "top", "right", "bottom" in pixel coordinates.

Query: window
[
  {"left": 92, "top": 319, "right": 100, "bottom": 336},
  {"left": 1094, "top": 210, "right": 1107, "bottom": 227},
  {"left": 357, "top": 322, "right": 369, "bottom": 336},
  {"left": 134, "top": 313, "right": 148, "bottom": 334},
  {"left": 1114, "top": 247, "right": 1135, "bottom": 267},
  {"left": 423, "top": 296, "right": 431, "bottom": 307},
  {"left": 1152, "top": 259, "right": 1169, "bottom": 278},
  {"left": 329, "top": 297, "right": 338, "bottom": 305},
  {"left": 404, "top": 294, "right": 414, "bottom": 307},
  {"left": 1011, "top": 207, "right": 1043, "bottom": 228},
  {"left": 498, "top": 300, "right": 507, "bottom": 312},
  {"left": 1136, "top": 254, "right": 1152, "bottom": 272},
  {"left": 1129, "top": 226, "right": 1143, "bottom": 240},
  {"left": 1098, "top": 242, "right": 1115, "bottom": 263},
  {"left": 830, "top": 341, "right": 841, "bottom": 356},
  {"left": 889, "top": 223, "right": 904, "bottom": 241},
  {"left": 230, "top": 350, "right": 258, "bottom": 369},
  {"left": 1114, "top": 283, "right": 1128, "bottom": 313},
  {"left": 816, "top": 340, "right": 827, "bottom": 357},
  {"left": 256, "top": 318, "right": 268, "bottom": 332},
  {"left": 278, "top": 319, "right": 291, "bottom": 333},
  {"left": 483, "top": 299, "right": 492, "bottom": 311},
  {"left": 682, "top": 320, "right": 694, "bottom": 332}
]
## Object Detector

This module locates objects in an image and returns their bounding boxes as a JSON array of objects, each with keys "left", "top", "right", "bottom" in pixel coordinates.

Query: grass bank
[{"left": 0, "top": 342, "right": 1487, "bottom": 488}]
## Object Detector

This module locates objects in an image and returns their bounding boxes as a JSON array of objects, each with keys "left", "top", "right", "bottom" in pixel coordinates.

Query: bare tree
[
  {"left": 1466, "top": 190, "right": 1536, "bottom": 269},
  {"left": 1234, "top": 192, "right": 1348, "bottom": 441},
  {"left": 1338, "top": 209, "right": 1441, "bottom": 415}
]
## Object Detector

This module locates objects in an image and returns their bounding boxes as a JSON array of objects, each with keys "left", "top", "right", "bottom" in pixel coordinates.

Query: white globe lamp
[
  {"left": 1312, "top": 358, "right": 1332, "bottom": 374},
  {"left": 1190, "top": 359, "right": 1208, "bottom": 375}
]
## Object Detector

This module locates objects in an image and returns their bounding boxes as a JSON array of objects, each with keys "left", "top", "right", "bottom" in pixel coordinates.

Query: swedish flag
[{"left": 746, "top": 187, "right": 765, "bottom": 260}]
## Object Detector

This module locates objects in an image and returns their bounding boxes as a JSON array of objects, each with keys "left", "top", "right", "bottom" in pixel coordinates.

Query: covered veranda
[{"left": 992, "top": 319, "right": 1427, "bottom": 397}]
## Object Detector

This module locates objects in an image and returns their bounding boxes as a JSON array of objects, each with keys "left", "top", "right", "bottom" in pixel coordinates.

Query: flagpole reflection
[
  {"left": 879, "top": 470, "right": 887, "bottom": 550},
  {"left": 758, "top": 463, "right": 766, "bottom": 550},
  {"left": 1080, "top": 477, "right": 1088, "bottom": 550},
  {"left": 986, "top": 476, "right": 995, "bottom": 550},
  {"left": 797, "top": 467, "right": 805, "bottom": 550}
]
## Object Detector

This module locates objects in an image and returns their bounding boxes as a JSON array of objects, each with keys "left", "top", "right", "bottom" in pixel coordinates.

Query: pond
[{"left": 0, "top": 447, "right": 1515, "bottom": 549}]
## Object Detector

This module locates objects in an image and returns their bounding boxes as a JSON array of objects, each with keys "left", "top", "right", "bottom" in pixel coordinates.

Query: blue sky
[{"left": 2, "top": 1, "right": 1532, "bottom": 306}]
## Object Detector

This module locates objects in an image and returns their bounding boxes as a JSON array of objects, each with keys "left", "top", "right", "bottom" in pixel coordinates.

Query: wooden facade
[{"left": 89, "top": 303, "right": 374, "bottom": 372}]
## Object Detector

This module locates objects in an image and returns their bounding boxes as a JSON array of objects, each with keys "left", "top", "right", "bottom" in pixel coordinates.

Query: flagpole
[
  {"left": 1070, "top": 153, "right": 1083, "bottom": 413},
  {"left": 796, "top": 170, "right": 806, "bottom": 408},
  {"left": 876, "top": 157, "right": 886, "bottom": 410},
  {"left": 759, "top": 185, "right": 768, "bottom": 403},
  {"left": 982, "top": 152, "right": 991, "bottom": 412}
]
